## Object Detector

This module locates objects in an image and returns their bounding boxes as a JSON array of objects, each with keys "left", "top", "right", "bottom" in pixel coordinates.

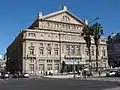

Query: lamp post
[
  {"left": 88, "top": 17, "right": 99, "bottom": 25},
  {"left": 73, "top": 58, "right": 76, "bottom": 79},
  {"left": 59, "top": 30, "right": 62, "bottom": 74}
]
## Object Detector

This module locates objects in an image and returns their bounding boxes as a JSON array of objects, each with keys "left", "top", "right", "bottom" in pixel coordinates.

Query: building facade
[
  {"left": 108, "top": 33, "right": 120, "bottom": 67},
  {"left": 0, "top": 54, "right": 6, "bottom": 72},
  {"left": 6, "top": 6, "right": 108, "bottom": 75}
]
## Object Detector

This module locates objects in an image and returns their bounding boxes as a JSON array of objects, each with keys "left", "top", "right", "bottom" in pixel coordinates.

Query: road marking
[
  {"left": 103, "top": 87, "right": 120, "bottom": 90},
  {"left": 5, "top": 84, "right": 32, "bottom": 88}
]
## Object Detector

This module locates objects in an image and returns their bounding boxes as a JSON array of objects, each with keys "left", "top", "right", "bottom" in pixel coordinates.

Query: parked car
[
  {"left": 114, "top": 70, "right": 120, "bottom": 77},
  {"left": 0, "top": 72, "right": 1, "bottom": 77},
  {"left": 106, "top": 70, "right": 118, "bottom": 77},
  {"left": 22, "top": 73, "right": 29, "bottom": 78},
  {"left": 1, "top": 73, "right": 9, "bottom": 79},
  {"left": 12, "top": 73, "right": 19, "bottom": 78}
]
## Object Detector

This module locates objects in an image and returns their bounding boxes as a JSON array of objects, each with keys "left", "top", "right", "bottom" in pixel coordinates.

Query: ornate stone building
[{"left": 6, "top": 6, "right": 108, "bottom": 75}]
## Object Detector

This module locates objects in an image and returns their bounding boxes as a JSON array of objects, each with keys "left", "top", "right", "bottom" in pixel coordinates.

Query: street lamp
[
  {"left": 73, "top": 58, "right": 76, "bottom": 79},
  {"left": 88, "top": 17, "right": 99, "bottom": 25}
]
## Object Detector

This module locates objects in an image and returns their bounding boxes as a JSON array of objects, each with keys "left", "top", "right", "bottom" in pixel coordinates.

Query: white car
[
  {"left": 0, "top": 72, "right": 1, "bottom": 77},
  {"left": 1, "top": 73, "right": 9, "bottom": 78},
  {"left": 23, "top": 73, "right": 29, "bottom": 78},
  {"left": 106, "top": 71, "right": 117, "bottom": 76}
]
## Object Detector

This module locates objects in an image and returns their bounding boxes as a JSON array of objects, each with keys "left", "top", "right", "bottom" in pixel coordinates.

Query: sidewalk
[
  {"left": 41, "top": 73, "right": 106, "bottom": 79},
  {"left": 42, "top": 75, "right": 74, "bottom": 79}
]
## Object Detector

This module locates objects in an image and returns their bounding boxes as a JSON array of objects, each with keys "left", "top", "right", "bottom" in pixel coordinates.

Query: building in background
[
  {"left": 108, "top": 33, "right": 120, "bottom": 67},
  {"left": 6, "top": 6, "right": 108, "bottom": 75},
  {"left": 0, "top": 54, "right": 6, "bottom": 72}
]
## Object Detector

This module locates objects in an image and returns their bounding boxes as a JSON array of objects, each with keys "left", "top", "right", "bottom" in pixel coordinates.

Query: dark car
[
  {"left": 115, "top": 71, "right": 120, "bottom": 77},
  {"left": 12, "top": 73, "right": 19, "bottom": 78}
]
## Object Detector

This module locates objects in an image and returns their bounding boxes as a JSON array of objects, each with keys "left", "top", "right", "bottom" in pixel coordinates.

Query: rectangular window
[
  {"left": 39, "top": 64, "right": 44, "bottom": 71},
  {"left": 40, "top": 48, "right": 43, "bottom": 55},
  {"left": 54, "top": 60, "right": 59, "bottom": 63},
  {"left": 47, "top": 64, "right": 52, "bottom": 70},
  {"left": 28, "top": 33, "right": 36, "bottom": 37},
  {"left": 71, "top": 45, "right": 75, "bottom": 55},
  {"left": 48, "top": 49, "right": 51, "bottom": 55},
  {"left": 29, "top": 45, "right": 34, "bottom": 55},
  {"left": 55, "top": 49, "right": 58, "bottom": 55},
  {"left": 47, "top": 43, "right": 51, "bottom": 55},
  {"left": 66, "top": 45, "right": 70, "bottom": 55},
  {"left": 30, "top": 49, "right": 34, "bottom": 55},
  {"left": 47, "top": 60, "right": 52, "bottom": 63},
  {"left": 54, "top": 64, "right": 59, "bottom": 70},
  {"left": 29, "top": 64, "right": 34, "bottom": 73},
  {"left": 55, "top": 44, "right": 58, "bottom": 48},
  {"left": 30, "top": 59, "right": 34, "bottom": 63},
  {"left": 39, "top": 59, "right": 45, "bottom": 63},
  {"left": 39, "top": 43, "right": 44, "bottom": 55},
  {"left": 76, "top": 45, "right": 80, "bottom": 55}
]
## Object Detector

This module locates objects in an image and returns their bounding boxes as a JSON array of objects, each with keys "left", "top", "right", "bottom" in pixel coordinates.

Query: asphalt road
[{"left": 0, "top": 78, "right": 120, "bottom": 90}]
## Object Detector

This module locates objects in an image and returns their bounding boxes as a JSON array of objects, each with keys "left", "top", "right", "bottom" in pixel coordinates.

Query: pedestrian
[
  {"left": 99, "top": 70, "right": 101, "bottom": 76},
  {"left": 77, "top": 70, "right": 80, "bottom": 75},
  {"left": 46, "top": 71, "right": 47, "bottom": 76},
  {"left": 82, "top": 70, "right": 87, "bottom": 78}
]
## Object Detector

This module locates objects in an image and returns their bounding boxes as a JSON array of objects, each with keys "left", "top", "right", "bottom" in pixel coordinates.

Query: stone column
[
  {"left": 44, "top": 60, "right": 47, "bottom": 72},
  {"left": 52, "top": 60, "right": 55, "bottom": 74}
]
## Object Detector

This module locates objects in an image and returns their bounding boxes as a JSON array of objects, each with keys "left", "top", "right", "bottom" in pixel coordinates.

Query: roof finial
[
  {"left": 38, "top": 12, "right": 42, "bottom": 19},
  {"left": 63, "top": 5, "right": 68, "bottom": 11}
]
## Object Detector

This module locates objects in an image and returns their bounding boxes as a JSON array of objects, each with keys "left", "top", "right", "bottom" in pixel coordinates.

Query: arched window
[
  {"left": 76, "top": 45, "right": 80, "bottom": 55},
  {"left": 102, "top": 48, "right": 106, "bottom": 56},
  {"left": 47, "top": 43, "right": 51, "bottom": 55},
  {"left": 71, "top": 45, "right": 75, "bottom": 55},
  {"left": 39, "top": 43, "right": 44, "bottom": 55},
  {"left": 66, "top": 45, "right": 70, "bottom": 55},
  {"left": 29, "top": 43, "right": 34, "bottom": 55},
  {"left": 54, "top": 44, "right": 58, "bottom": 55}
]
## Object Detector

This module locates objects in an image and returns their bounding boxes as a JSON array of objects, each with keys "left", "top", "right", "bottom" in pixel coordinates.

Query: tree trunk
[
  {"left": 96, "top": 45, "right": 99, "bottom": 71},
  {"left": 88, "top": 46, "right": 92, "bottom": 74}
]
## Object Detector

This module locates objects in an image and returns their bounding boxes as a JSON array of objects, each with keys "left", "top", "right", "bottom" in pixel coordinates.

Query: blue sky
[{"left": 0, "top": 0, "right": 120, "bottom": 54}]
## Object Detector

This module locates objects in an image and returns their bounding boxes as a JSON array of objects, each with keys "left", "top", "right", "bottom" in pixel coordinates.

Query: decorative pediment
[
  {"left": 29, "top": 6, "right": 86, "bottom": 29},
  {"left": 42, "top": 10, "right": 85, "bottom": 25}
]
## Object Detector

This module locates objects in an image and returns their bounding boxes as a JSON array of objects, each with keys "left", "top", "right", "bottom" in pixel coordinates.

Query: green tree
[
  {"left": 91, "top": 23, "right": 103, "bottom": 71},
  {"left": 82, "top": 25, "right": 93, "bottom": 74}
]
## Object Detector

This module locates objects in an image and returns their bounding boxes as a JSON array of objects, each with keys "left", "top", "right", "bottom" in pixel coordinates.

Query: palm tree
[
  {"left": 91, "top": 23, "right": 103, "bottom": 71},
  {"left": 82, "top": 25, "right": 93, "bottom": 74}
]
